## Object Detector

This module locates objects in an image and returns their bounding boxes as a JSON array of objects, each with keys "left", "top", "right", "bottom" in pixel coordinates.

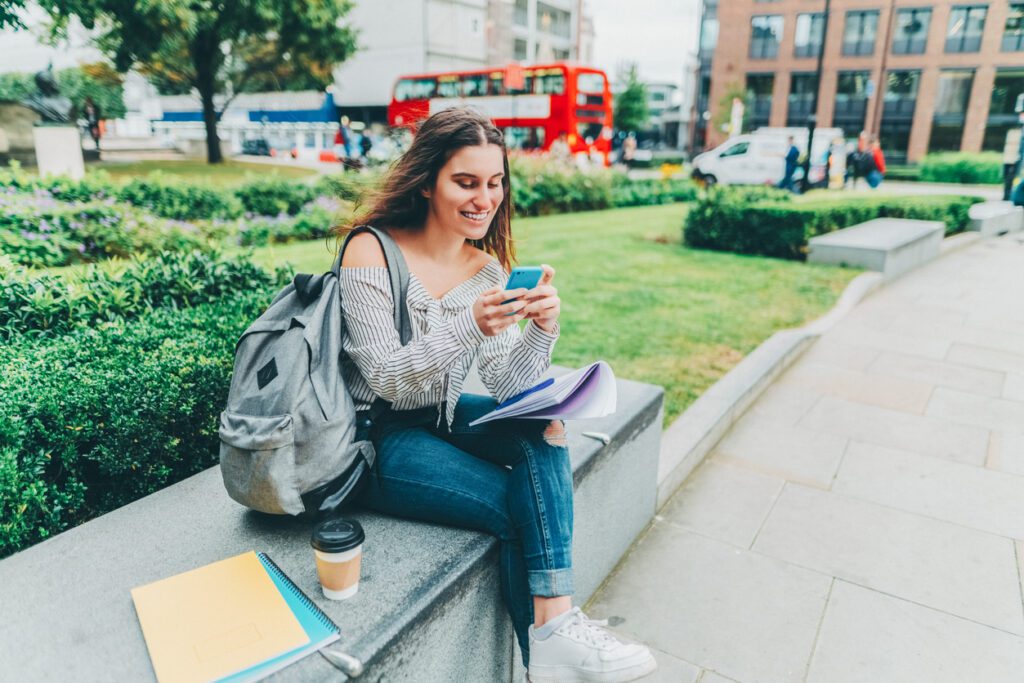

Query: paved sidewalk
[{"left": 588, "top": 232, "right": 1024, "bottom": 682}]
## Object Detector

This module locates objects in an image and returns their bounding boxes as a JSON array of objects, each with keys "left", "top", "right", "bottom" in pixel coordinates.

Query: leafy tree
[
  {"left": 0, "top": 63, "right": 125, "bottom": 119},
  {"left": 41, "top": 1, "right": 358, "bottom": 163},
  {"left": 0, "top": 1, "right": 29, "bottom": 29},
  {"left": 613, "top": 64, "right": 649, "bottom": 134}
]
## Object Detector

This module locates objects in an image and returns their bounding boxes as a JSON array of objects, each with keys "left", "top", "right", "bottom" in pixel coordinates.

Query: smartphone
[{"left": 502, "top": 266, "right": 544, "bottom": 305}]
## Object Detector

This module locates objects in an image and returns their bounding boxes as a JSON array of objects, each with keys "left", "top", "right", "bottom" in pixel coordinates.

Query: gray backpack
[{"left": 219, "top": 226, "right": 411, "bottom": 516}]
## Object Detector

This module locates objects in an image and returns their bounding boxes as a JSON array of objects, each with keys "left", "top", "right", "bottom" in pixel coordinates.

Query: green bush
[
  {"left": 237, "top": 197, "right": 347, "bottom": 247},
  {"left": 234, "top": 176, "right": 316, "bottom": 216},
  {"left": 0, "top": 290, "right": 273, "bottom": 558},
  {"left": 0, "top": 193, "right": 209, "bottom": 267},
  {"left": 684, "top": 189, "right": 980, "bottom": 259},
  {"left": 919, "top": 152, "right": 1002, "bottom": 185},
  {"left": 883, "top": 165, "right": 921, "bottom": 182},
  {"left": 610, "top": 174, "right": 698, "bottom": 207},
  {"left": 118, "top": 172, "right": 244, "bottom": 220},
  {"left": 0, "top": 250, "right": 290, "bottom": 340},
  {"left": 0, "top": 163, "right": 116, "bottom": 202}
]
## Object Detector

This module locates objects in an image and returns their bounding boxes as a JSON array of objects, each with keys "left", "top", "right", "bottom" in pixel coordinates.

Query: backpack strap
[{"left": 336, "top": 225, "right": 413, "bottom": 345}]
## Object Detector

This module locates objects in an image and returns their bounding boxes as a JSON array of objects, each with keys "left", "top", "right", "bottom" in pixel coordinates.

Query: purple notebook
[{"left": 469, "top": 361, "right": 616, "bottom": 426}]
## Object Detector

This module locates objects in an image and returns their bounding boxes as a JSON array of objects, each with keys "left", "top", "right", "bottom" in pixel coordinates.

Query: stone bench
[
  {"left": 806, "top": 218, "right": 944, "bottom": 280},
  {"left": 0, "top": 367, "right": 663, "bottom": 682},
  {"left": 968, "top": 200, "right": 1024, "bottom": 236}
]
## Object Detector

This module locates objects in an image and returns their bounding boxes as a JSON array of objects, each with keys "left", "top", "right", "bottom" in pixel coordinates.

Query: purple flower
[{"left": 77, "top": 243, "right": 87, "bottom": 253}]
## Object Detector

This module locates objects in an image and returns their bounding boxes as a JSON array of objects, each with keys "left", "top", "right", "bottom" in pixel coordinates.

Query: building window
[
  {"left": 843, "top": 10, "right": 879, "bottom": 56},
  {"left": 1003, "top": 4, "right": 1024, "bottom": 51},
  {"left": 746, "top": 73, "right": 774, "bottom": 128},
  {"left": 984, "top": 68, "right": 1024, "bottom": 150},
  {"left": 880, "top": 70, "right": 920, "bottom": 164},
  {"left": 892, "top": 8, "right": 931, "bottom": 54},
  {"left": 514, "top": 0, "right": 528, "bottom": 27},
  {"left": 929, "top": 70, "right": 974, "bottom": 151},
  {"left": 945, "top": 6, "right": 987, "bottom": 53},
  {"left": 750, "top": 15, "right": 783, "bottom": 59},
  {"left": 537, "top": 2, "right": 572, "bottom": 39},
  {"left": 514, "top": 38, "right": 528, "bottom": 61},
  {"left": 834, "top": 71, "right": 871, "bottom": 135},
  {"left": 787, "top": 72, "right": 818, "bottom": 127},
  {"left": 794, "top": 13, "right": 825, "bottom": 58},
  {"left": 699, "top": 3, "right": 719, "bottom": 59}
]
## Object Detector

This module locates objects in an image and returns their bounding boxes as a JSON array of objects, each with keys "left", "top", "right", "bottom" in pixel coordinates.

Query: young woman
[{"left": 336, "top": 107, "right": 657, "bottom": 682}]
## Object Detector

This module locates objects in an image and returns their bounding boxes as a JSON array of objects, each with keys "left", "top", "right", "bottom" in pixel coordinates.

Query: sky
[{"left": 586, "top": 0, "right": 702, "bottom": 88}]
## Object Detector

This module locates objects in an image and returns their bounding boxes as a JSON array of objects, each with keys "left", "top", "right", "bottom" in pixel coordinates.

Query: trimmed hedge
[
  {"left": 119, "top": 173, "right": 244, "bottom": 221},
  {"left": 234, "top": 176, "right": 317, "bottom": 216},
  {"left": 684, "top": 188, "right": 980, "bottom": 259},
  {"left": 0, "top": 250, "right": 290, "bottom": 340},
  {"left": 919, "top": 152, "right": 1002, "bottom": 185},
  {"left": 0, "top": 290, "right": 273, "bottom": 558}
]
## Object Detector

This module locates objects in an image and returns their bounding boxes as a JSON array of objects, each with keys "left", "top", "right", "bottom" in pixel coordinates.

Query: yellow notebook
[{"left": 131, "top": 551, "right": 309, "bottom": 683}]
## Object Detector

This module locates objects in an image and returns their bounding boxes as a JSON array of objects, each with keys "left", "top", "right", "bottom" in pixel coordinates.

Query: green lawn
[
  {"left": 87, "top": 159, "right": 317, "bottom": 187},
  {"left": 241, "top": 204, "right": 859, "bottom": 424}
]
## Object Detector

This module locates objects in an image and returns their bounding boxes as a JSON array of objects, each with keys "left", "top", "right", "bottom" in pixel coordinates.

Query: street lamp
[{"left": 801, "top": 0, "right": 831, "bottom": 192}]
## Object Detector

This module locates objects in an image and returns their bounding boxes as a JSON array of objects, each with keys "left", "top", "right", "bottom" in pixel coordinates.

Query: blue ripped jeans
[{"left": 355, "top": 393, "right": 574, "bottom": 665}]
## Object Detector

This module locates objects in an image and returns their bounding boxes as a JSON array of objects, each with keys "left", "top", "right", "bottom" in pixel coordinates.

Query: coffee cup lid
[{"left": 311, "top": 517, "right": 365, "bottom": 553}]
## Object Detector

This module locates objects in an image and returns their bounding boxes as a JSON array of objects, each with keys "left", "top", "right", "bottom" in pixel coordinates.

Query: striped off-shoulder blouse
[{"left": 340, "top": 259, "right": 559, "bottom": 429}]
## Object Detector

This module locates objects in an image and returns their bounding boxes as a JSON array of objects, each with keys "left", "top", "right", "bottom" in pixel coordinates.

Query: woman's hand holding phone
[
  {"left": 521, "top": 265, "right": 560, "bottom": 333},
  {"left": 472, "top": 264, "right": 560, "bottom": 336}
]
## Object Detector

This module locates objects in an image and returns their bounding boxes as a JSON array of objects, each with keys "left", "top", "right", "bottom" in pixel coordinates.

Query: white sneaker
[{"left": 527, "top": 607, "right": 657, "bottom": 683}]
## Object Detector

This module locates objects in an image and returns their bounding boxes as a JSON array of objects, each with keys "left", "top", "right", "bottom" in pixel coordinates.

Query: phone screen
[{"left": 502, "top": 267, "right": 544, "bottom": 305}]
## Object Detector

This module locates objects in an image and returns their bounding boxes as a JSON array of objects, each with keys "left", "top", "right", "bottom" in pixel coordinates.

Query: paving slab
[
  {"left": 752, "top": 484, "right": 1024, "bottom": 634},
  {"left": 587, "top": 522, "right": 831, "bottom": 683},
  {"left": 819, "top": 321, "right": 952, "bottom": 360},
  {"left": 796, "top": 339, "right": 880, "bottom": 371},
  {"left": 988, "top": 431, "right": 1024, "bottom": 476},
  {"left": 866, "top": 350, "right": 1005, "bottom": 398},
  {"left": 797, "top": 395, "right": 990, "bottom": 465},
  {"left": 946, "top": 343, "right": 1024, "bottom": 374},
  {"left": 1004, "top": 373, "right": 1024, "bottom": 401},
  {"left": 777, "top": 360, "right": 933, "bottom": 414},
  {"left": 659, "top": 460, "right": 784, "bottom": 549},
  {"left": 699, "top": 672, "right": 740, "bottom": 683},
  {"left": 806, "top": 581, "right": 1024, "bottom": 683},
  {"left": 925, "top": 386, "right": 1024, "bottom": 432},
  {"left": 833, "top": 440, "right": 1024, "bottom": 540},
  {"left": 744, "top": 383, "right": 822, "bottom": 426},
  {"left": 646, "top": 647, "right": 701, "bottom": 683},
  {"left": 711, "top": 415, "right": 848, "bottom": 488}
]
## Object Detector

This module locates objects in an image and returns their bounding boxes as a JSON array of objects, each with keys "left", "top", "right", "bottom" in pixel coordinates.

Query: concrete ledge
[
  {"left": 968, "top": 200, "right": 1024, "bottom": 236},
  {"left": 0, "top": 368, "right": 663, "bottom": 682},
  {"left": 656, "top": 271, "right": 883, "bottom": 508},
  {"left": 807, "top": 218, "right": 944, "bottom": 280}
]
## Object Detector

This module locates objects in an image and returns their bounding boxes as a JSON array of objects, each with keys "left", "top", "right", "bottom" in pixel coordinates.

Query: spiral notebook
[{"left": 131, "top": 551, "right": 341, "bottom": 683}]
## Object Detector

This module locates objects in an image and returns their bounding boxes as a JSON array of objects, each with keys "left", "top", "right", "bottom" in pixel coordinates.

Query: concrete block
[
  {"left": 32, "top": 125, "right": 84, "bottom": 180},
  {"left": 0, "top": 369, "right": 664, "bottom": 682},
  {"left": 968, "top": 200, "right": 1024, "bottom": 236},
  {"left": 807, "top": 218, "right": 944, "bottom": 279}
]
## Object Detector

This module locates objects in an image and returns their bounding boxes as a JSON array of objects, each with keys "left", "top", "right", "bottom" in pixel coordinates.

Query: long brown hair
[{"left": 337, "top": 107, "right": 516, "bottom": 271}]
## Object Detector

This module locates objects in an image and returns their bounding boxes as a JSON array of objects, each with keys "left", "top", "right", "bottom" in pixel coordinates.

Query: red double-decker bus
[{"left": 388, "top": 62, "right": 613, "bottom": 164}]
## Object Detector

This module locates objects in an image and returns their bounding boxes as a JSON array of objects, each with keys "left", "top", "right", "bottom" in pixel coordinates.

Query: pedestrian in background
[
  {"left": 846, "top": 131, "right": 869, "bottom": 189},
  {"left": 1002, "top": 128, "right": 1022, "bottom": 201},
  {"left": 83, "top": 96, "right": 102, "bottom": 151},
  {"left": 621, "top": 133, "right": 637, "bottom": 169},
  {"left": 778, "top": 135, "right": 800, "bottom": 192},
  {"left": 866, "top": 137, "right": 886, "bottom": 189}
]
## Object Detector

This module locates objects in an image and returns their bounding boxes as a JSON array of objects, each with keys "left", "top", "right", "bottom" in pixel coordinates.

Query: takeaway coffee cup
[{"left": 311, "top": 517, "right": 364, "bottom": 600}]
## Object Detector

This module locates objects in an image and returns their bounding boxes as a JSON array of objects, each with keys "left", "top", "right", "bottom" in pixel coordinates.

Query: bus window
[
  {"left": 395, "top": 78, "right": 438, "bottom": 101},
  {"left": 576, "top": 122, "right": 602, "bottom": 144},
  {"left": 534, "top": 73, "right": 566, "bottom": 95},
  {"left": 462, "top": 74, "right": 488, "bottom": 97},
  {"left": 506, "top": 75, "right": 535, "bottom": 96},
  {"left": 437, "top": 76, "right": 459, "bottom": 98},
  {"left": 489, "top": 72, "right": 505, "bottom": 96},
  {"left": 577, "top": 73, "right": 605, "bottom": 94},
  {"left": 505, "top": 126, "right": 546, "bottom": 150},
  {"left": 395, "top": 79, "right": 414, "bottom": 102}
]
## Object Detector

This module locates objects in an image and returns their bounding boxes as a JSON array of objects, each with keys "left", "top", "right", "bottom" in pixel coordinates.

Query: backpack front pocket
[{"left": 218, "top": 410, "right": 303, "bottom": 515}]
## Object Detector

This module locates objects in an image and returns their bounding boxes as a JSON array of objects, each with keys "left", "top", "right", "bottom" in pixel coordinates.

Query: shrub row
[
  {"left": 918, "top": 152, "right": 1002, "bottom": 185},
  {"left": 0, "top": 290, "right": 273, "bottom": 558},
  {"left": 0, "top": 250, "right": 290, "bottom": 340},
  {"left": 0, "top": 189, "right": 211, "bottom": 267},
  {"left": 684, "top": 188, "right": 980, "bottom": 260},
  {"left": 236, "top": 197, "right": 346, "bottom": 247},
  {"left": 0, "top": 165, "right": 320, "bottom": 221}
]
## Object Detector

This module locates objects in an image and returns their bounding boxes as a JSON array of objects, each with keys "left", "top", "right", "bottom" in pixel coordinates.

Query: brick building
[{"left": 692, "top": 1, "right": 1024, "bottom": 163}]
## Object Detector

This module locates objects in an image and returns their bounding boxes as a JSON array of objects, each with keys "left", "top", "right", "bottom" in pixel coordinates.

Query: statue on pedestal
[{"left": 21, "top": 68, "right": 72, "bottom": 124}]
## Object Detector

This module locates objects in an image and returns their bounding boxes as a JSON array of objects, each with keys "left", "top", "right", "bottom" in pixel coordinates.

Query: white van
[{"left": 691, "top": 127, "right": 845, "bottom": 187}]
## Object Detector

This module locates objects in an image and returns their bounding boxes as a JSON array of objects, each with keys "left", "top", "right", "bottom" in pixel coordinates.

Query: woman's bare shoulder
[{"left": 341, "top": 231, "right": 387, "bottom": 268}]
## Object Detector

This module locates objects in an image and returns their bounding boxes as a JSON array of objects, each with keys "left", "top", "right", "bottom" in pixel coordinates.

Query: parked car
[
  {"left": 691, "top": 127, "right": 845, "bottom": 187},
  {"left": 241, "top": 138, "right": 271, "bottom": 156}
]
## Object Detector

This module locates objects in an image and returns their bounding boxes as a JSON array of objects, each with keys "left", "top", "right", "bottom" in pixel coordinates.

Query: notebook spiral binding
[{"left": 257, "top": 552, "right": 340, "bottom": 634}]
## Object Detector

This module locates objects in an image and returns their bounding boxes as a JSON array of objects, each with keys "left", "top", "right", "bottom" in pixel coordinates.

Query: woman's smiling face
[{"left": 425, "top": 143, "right": 505, "bottom": 240}]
